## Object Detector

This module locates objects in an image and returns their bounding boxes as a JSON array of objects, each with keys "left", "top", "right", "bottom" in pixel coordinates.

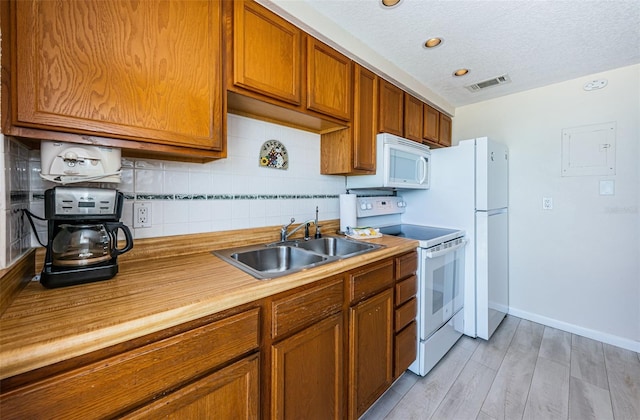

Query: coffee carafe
[{"left": 41, "top": 187, "right": 133, "bottom": 288}]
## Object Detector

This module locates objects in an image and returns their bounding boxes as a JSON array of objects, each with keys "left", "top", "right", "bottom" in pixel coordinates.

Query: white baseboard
[{"left": 508, "top": 307, "right": 640, "bottom": 353}]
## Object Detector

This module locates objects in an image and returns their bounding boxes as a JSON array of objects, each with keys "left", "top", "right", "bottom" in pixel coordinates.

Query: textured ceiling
[{"left": 262, "top": 0, "right": 640, "bottom": 109}]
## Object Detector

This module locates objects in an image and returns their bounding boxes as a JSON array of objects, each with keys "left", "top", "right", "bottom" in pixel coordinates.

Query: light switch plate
[{"left": 599, "top": 180, "right": 615, "bottom": 195}]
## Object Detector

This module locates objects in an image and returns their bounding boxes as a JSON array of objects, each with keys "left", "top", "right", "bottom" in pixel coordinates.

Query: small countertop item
[{"left": 346, "top": 227, "right": 382, "bottom": 239}]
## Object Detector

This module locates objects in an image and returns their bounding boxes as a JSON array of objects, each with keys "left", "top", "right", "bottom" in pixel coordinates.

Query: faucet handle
[{"left": 280, "top": 217, "right": 296, "bottom": 241}]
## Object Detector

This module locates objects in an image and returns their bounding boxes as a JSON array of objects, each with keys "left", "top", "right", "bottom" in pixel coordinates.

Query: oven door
[{"left": 417, "top": 240, "right": 466, "bottom": 340}]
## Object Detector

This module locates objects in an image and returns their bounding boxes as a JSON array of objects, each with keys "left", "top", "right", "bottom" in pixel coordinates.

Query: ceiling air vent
[{"left": 465, "top": 74, "right": 511, "bottom": 92}]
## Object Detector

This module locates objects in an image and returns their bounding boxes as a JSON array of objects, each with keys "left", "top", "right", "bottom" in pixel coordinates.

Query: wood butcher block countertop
[{"left": 0, "top": 226, "right": 418, "bottom": 380}]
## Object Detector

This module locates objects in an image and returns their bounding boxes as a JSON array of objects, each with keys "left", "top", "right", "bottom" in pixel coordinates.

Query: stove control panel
[{"left": 356, "top": 196, "right": 406, "bottom": 217}]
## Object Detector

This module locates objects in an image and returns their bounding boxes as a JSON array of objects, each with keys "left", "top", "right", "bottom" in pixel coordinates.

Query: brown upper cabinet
[
  {"left": 423, "top": 103, "right": 452, "bottom": 147},
  {"left": 378, "top": 79, "right": 404, "bottom": 136},
  {"left": 439, "top": 113, "right": 453, "bottom": 147},
  {"left": 321, "top": 63, "right": 377, "bottom": 175},
  {"left": 351, "top": 65, "right": 377, "bottom": 172},
  {"left": 2, "top": 0, "right": 225, "bottom": 161},
  {"left": 422, "top": 104, "right": 440, "bottom": 143},
  {"left": 379, "top": 81, "right": 449, "bottom": 146},
  {"left": 306, "top": 38, "right": 352, "bottom": 121},
  {"left": 228, "top": 0, "right": 352, "bottom": 130},
  {"left": 232, "top": 0, "right": 302, "bottom": 105},
  {"left": 2, "top": 0, "right": 451, "bottom": 163},
  {"left": 403, "top": 93, "right": 423, "bottom": 142}
]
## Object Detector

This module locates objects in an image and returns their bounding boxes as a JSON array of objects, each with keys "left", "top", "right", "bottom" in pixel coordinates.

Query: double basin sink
[{"left": 213, "top": 236, "right": 383, "bottom": 280}]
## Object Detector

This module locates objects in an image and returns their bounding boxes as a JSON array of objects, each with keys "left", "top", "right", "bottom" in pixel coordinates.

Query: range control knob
[
  {"left": 366, "top": 203, "right": 373, "bottom": 210},
  {"left": 360, "top": 202, "right": 368, "bottom": 210}
]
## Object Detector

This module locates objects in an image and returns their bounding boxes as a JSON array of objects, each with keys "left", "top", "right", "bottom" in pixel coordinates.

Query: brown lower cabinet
[
  {"left": 0, "top": 308, "right": 261, "bottom": 419},
  {"left": 124, "top": 354, "right": 260, "bottom": 419},
  {"left": 349, "top": 289, "right": 394, "bottom": 419},
  {"left": 271, "top": 313, "right": 343, "bottom": 419},
  {"left": 0, "top": 252, "right": 417, "bottom": 419},
  {"left": 268, "top": 277, "right": 344, "bottom": 420}
]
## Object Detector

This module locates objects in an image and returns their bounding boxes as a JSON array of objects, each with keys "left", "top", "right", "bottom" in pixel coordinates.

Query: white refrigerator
[{"left": 403, "top": 137, "right": 509, "bottom": 340}]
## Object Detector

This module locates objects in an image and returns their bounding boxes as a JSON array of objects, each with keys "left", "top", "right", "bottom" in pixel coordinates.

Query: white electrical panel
[{"left": 561, "top": 122, "right": 616, "bottom": 177}]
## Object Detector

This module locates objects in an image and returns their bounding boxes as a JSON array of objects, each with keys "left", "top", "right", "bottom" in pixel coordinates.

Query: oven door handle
[{"left": 425, "top": 239, "right": 467, "bottom": 258}]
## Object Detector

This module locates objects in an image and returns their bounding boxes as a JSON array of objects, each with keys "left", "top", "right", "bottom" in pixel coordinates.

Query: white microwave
[{"left": 346, "top": 133, "right": 431, "bottom": 190}]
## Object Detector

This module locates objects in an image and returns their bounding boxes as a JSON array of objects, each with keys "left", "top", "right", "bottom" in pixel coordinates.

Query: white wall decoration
[{"left": 259, "top": 140, "right": 289, "bottom": 170}]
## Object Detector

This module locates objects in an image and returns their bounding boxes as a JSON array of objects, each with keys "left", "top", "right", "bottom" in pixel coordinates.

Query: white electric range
[{"left": 355, "top": 196, "right": 467, "bottom": 376}]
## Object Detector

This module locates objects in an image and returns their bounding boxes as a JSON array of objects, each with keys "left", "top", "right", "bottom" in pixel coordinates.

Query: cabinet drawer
[
  {"left": 349, "top": 260, "right": 394, "bottom": 304},
  {"left": 395, "top": 297, "right": 417, "bottom": 332},
  {"left": 1, "top": 309, "right": 260, "bottom": 420},
  {"left": 124, "top": 354, "right": 260, "bottom": 419},
  {"left": 395, "top": 321, "right": 417, "bottom": 377},
  {"left": 272, "top": 277, "right": 343, "bottom": 339},
  {"left": 395, "top": 251, "right": 417, "bottom": 280},
  {"left": 395, "top": 275, "right": 417, "bottom": 306}
]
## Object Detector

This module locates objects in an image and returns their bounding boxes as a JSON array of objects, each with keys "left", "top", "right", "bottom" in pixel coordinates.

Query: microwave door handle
[{"left": 418, "top": 157, "right": 428, "bottom": 184}]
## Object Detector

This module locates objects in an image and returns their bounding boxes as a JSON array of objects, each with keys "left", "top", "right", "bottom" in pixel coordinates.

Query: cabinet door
[
  {"left": 271, "top": 313, "right": 343, "bottom": 420},
  {"left": 124, "top": 354, "right": 259, "bottom": 419},
  {"left": 233, "top": 0, "right": 301, "bottom": 105},
  {"left": 439, "top": 113, "right": 452, "bottom": 147},
  {"left": 349, "top": 289, "right": 393, "bottom": 419},
  {"left": 14, "top": 0, "right": 223, "bottom": 151},
  {"left": 403, "top": 93, "right": 423, "bottom": 142},
  {"left": 319, "top": 63, "right": 376, "bottom": 175},
  {"left": 395, "top": 321, "right": 417, "bottom": 378},
  {"left": 422, "top": 104, "right": 440, "bottom": 143},
  {"left": 306, "top": 38, "right": 352, "bottom": 121},
  {"left": 352, "top": 64, "right": 377, "bottom": 172},
  {"left": 378, "top": 79, "right": 403, "bottom": 136}
]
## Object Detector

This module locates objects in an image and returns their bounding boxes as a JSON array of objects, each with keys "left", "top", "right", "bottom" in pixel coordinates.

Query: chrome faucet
[{"left": 280, "top": 218, "right": 316, "bottom": 241}]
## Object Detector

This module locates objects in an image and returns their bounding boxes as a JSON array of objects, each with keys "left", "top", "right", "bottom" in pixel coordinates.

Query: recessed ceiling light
[
  {"left": 424, "top": 38, "right": 442, "bottom": 48},
  {"left": 453, "top": 68, "right": 470, "bottom": 77},
  {"left": 381, "top": 0, "right": 402, "bottom": 8}
]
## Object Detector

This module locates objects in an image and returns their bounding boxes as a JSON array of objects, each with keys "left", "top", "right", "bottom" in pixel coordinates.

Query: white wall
[{"left": 453, "top": 64, "right": 640, "bottom": 350}]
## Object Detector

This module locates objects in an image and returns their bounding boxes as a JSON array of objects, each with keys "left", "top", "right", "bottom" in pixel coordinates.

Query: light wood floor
[{"left": 361, "top": 315, "right": 640, "bottom": 420}]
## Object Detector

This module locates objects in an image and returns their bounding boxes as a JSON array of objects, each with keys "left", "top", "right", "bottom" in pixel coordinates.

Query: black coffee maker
[{"left": 41, "top": 187, "right": 134, "bottom": 288}]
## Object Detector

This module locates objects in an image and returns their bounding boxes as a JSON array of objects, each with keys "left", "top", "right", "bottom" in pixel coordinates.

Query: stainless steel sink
[
  {"left": 233, "top": 246, "right": 327, "bottom": 274},
  {"left": 212, "top": 236, "right": 382, "bottom": 280},
  {"left": 296, "top": 236, "right": 379, "bottom": 257}
]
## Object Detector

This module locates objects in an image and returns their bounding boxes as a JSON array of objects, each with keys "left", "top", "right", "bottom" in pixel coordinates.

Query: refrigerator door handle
[{"left": 486, "top": 208, "right": 508, "bottom": 216}]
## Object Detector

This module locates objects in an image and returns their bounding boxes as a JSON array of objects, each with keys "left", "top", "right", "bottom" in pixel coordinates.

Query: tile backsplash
[
  {"left": 1, "top": 135, "right": 32, "bottom": 268},
  {"left": 25, "top": 114, "right": 346, "bottom": 246}
]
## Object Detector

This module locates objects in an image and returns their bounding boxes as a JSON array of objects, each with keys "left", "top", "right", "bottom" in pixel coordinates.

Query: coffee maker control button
[{"left": 64, "top": 151, "right": 78, "bottom": 161}]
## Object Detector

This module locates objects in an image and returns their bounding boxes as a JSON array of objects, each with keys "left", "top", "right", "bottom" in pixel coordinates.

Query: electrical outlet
[
  {"left": 542, "top": 197, "right": 553, "bottom": 210},
  {"left": 134, "top": 202, "right": 152, "bottom": 228}
]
